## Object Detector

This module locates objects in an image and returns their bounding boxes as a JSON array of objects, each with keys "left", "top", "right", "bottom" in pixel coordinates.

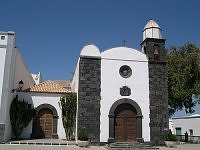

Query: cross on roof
[{"left": 122, "top": 40, "right": 128, "bottom": 47}]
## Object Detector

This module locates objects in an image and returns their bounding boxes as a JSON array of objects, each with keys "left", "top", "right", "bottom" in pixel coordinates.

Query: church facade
[
  {"left": 0, "top": 20, "right": 168, "bottom": 144},
  {"left": 72, "top": 20, "right": 169, "bottom": 143}
]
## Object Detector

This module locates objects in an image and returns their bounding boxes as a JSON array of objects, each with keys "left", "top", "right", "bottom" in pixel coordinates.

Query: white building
[
  {"left": 0, "top": 20, "right": 169, "bottom": 144},
  {"left": 0, "top": 32, "right": 35, "bottom": 141},
  {"left": 0, "top": 32, "right": 71, "bottom": 141},
  {"left": 171, "top": 114, "right": 200, "bottom": 136},
  {"left": 19, "top": 80, "right": 71, "bottom": 139},
  {"left": 72, "top": 19, "right": 169, "bottom": 144}
]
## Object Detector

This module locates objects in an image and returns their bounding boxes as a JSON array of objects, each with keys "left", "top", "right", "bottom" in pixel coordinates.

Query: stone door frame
[
  {"left": 108, "top": 98, "right": 143, "bottom": 142},
  {"left": 32, "top": 104, "right": 58, "bottom": 138}
]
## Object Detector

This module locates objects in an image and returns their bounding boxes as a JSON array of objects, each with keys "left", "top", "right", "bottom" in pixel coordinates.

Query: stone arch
[
  {"left": 32, "top": 104, "right": 58, "bottom": 138},
  {"left": 35, "top": 104, "right": 58, "bottom": 117},
  {"left": 108, "top": 98, "right": 143, "bottom": 142}
]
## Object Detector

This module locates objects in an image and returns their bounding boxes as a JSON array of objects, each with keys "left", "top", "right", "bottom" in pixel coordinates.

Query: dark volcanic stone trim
[
  {"left": 108, "top": 98, "right": 143, "bottom": 142},
  {"left": 78, "top": 57, "right": 101, "bottom": 142},
  {"left": 141, "top": 38, "right": 166, "bottom": 45}
]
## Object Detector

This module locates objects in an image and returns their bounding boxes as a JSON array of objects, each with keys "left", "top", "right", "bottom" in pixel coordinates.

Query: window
[
  {"left": 175, "top": 127, "right": 182, "bottom": 135},
  {"left": 189, "top": 129, "right": 193, "bottom": 136},
  {"left": 1, "top": 36, "right": 5, "bottom": 40},
  {"left": 119, "top": 65, "right": 132, "bottom": 78},
  {"left": 153, "top": 44, "right": 160, "bottom": 61}
]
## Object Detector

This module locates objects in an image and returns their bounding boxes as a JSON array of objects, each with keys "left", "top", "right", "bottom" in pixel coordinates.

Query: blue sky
[{"left": 1, "top": 0, "right": 200, "bottom": 115}]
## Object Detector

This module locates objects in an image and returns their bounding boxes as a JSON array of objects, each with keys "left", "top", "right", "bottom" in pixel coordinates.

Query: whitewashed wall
[
  {"left": 0, "top": 32, "right": 35, "bottom": 141},
  {"left": 172, "top": 115, "right": 200, "bottom": 136},
  {"left": 19, "top": 92, "right": 66, "bottom": 139},
  {"left": 100, "top": 47, "right": 150, "bottom": 142},
  {"left": 0, "top": 47, "right": 7, "bottom": 109},
  {"left": 71, "top": 59, "right": 79, "bottom": 93},
  {"left": 4, "top": 48, "right": 35, "bottom": 141}
]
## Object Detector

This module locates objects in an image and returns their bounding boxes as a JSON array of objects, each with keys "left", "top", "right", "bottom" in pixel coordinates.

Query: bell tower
[{"left": 141, "top": 20, "right": 169, "bottom": 145}]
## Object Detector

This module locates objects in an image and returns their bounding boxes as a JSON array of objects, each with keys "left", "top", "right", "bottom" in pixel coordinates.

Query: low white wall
[{"left": 19, "top": 92, "right": 66, "bottom": 139}]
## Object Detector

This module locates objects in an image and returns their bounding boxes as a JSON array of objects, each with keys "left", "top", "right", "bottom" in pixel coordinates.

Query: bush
[
  {"left": 10, "top": 95, "right": 34, "bottom": 138},
  {"left": 59, "top": 93, "right": 77, "bottom": 140},
  {"left": 164, "top": 130, "right": 177, "bottom": 141},
  {"left": 78, "top": 130, "right": 88, "bottom": 141}
]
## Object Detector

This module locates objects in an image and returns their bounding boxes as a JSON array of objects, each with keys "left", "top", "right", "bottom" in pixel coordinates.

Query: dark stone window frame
[{"left": 119, "top": 65, "right": 132, "bottom": 78}]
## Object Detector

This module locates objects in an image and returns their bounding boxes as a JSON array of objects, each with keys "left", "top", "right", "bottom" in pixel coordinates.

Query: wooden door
[
  {"left": 38, "top": 108, "right": 53, "bottom": 138},
  {"left": 115, "top": 105, "right": 136, "bottom": 141}
]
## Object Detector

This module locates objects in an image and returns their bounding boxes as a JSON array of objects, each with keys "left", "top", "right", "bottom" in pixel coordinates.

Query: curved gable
[
  {"left": 101, "top": 47, "right": 147, "bottom": 61},
  {"left": 80, "top": 44, "right": 101, "bottom": 57}
]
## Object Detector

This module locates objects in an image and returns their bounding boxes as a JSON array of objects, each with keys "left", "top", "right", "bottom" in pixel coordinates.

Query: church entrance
[
  {"left": 114, "top": 103, "right": 136, "bottom": 141},
  {"left": 108, "top": 99, "right": 143, "bottom": 142},
  {"left": 37, "top": 108, "right": 53, "bottom": 138}
]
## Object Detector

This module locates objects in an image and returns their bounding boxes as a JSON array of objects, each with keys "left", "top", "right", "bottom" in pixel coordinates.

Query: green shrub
[
  {"left": 10, "top": 95, "right": 34, "bottom": 138},
  {"left": 164, "top": 130, "right": 177, "bottom": 141},
  {"left": 78, "top": 130, "right": 88, "bottom": 141},
  {"left": 59, "top": 93, "right": 77, "bottom": 140}
]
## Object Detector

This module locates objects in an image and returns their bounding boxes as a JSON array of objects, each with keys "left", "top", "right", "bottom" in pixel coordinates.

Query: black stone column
[
  {"left": 136, "top": 115, "right": 143, "bottom": 142},
  {"left": 108, "top": 114, "right": 115, "bottom": 142},
  {"left": 78, "top": 56, "right": 101, "bottom": 142},
  {"left": 141, "top": 38, "right": 169, "bottom": 145},
  {"left": 52, "top": 116, "right": 58, "bottom": 138},
  {"left": 149, "top": 62, "right": 169, "bottom": 145}
]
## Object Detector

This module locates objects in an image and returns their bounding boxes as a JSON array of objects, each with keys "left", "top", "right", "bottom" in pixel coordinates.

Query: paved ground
[
  {"left": 0, "top": 145, "right": 107, "bottom": 150},
  {"left": 159, "top": 144, "right": 200, "bottom": 150},
  {"left": 1, "top": 139, "right": 200, "bottom": 150},
  {"left": 0, "top": 144, "right": 200, "bottom": 150}
]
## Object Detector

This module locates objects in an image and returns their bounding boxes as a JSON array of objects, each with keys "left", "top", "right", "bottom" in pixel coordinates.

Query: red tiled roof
[{"left": 25, "top": 80, "right": 71, "bottom": 94}]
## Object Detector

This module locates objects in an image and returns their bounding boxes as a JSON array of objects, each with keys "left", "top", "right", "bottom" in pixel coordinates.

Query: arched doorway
[
  {"left": 108, "top": 98, "right": 143, "bottom": 142},
  {"left": 37, "top": 108, "right": 53, "bottom": 138},
  {"left": 114, "top": 103, "right": 136, "bottom": 141},
  {"left": 32, "top": 104, "right": 58, "bottom": 139}
]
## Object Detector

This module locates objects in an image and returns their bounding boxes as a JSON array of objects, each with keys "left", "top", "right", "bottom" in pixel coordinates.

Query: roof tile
[{"left": 24, "top": 80, "right": 71, "bottom": 94}]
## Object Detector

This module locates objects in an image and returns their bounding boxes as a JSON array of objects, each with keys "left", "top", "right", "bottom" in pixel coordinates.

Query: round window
[{"left": 119, "top": 65, "right": 132, "bottom": 78}]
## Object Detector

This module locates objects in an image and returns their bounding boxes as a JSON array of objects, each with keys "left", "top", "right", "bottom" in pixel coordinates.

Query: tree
[
  {"left": 59, "top": 93, "right": 77, "bottom": 140},
  {"left": 10, "top": 95, "right": 34, "bottom": 138},
  {"left": 167, "top": 43, "right": 200, "bottom": 115}
]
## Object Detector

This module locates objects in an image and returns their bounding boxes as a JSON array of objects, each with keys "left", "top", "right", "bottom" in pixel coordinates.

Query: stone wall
[
  {"left": 78, "top": 56, "right": 101, "bottom": 142},
  {"left": 142, "top": 38, "right": 169, "bottom": 144},
  {"left": 149, "top": 62, "right": 169, "bottom": 145}
]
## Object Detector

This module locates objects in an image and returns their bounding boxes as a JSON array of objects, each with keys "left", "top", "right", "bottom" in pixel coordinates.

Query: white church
[{"left": 0, "top": 20, "right": 169, "bottom": 144}]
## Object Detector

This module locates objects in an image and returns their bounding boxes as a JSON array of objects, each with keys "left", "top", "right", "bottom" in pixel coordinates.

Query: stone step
[{"left": 107, "top": 142, "right": 159, "bottom": 150}]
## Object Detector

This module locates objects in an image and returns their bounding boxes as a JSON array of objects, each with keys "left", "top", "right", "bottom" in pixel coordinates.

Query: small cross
[{"left": 122, "top": 40, "right": 128, "bottom": 47}]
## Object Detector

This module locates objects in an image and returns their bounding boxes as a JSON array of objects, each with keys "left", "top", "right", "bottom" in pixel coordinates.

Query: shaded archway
[
  {"left": 31, "top": 104, "right": 58, "bottom": 139},
  {"left": 108, "top": 98, "right": 143, "bottom": 142}
]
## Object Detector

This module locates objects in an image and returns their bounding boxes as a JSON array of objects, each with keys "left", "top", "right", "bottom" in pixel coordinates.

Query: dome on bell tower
[{"left": 143, "top": 19, "right": 162, "bottom": 41}]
